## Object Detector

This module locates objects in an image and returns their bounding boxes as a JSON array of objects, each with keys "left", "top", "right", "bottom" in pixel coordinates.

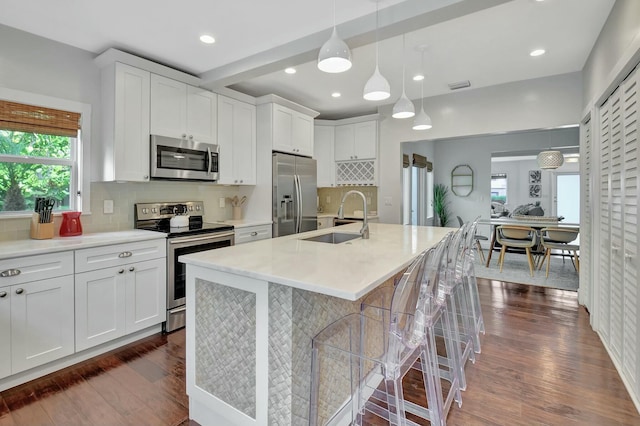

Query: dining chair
[
  {"left": 457, "top": 216, "right": 489, "bottom": 263},
  {"left": 495, "top": 225, "right": 538, "bottom": 277},
  {"left": 310, "top": 241, "right": 462, "bottom": 426},
  {"left": 539, "top": 227, "right": 580, "bottom": 278}
]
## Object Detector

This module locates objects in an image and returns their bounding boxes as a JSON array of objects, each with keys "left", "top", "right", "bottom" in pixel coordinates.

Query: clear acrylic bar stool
[
  {"left": 463, "top": 218, "right": 486, "bottom": 349},
  {"left": 309, "top": 241, "right": 461, "bottom": 426}
]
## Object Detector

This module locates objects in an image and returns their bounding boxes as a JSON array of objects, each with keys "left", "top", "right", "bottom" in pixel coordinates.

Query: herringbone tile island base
[{"left": 0, "top": 279, "right": 638, "bottom": 425}]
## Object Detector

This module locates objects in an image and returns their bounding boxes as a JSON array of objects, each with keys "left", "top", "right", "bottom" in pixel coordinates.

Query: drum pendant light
[
  {"left": 318, "top": 0, "right": 352, "bottom": 73},
  {"left": 537, "top": 150, "right": 564, "bottom": 169},
  {"left": 413, "top": 49, "right": 432, "bottom": 130},
  {"left": 363, "top": 1, "right": 390, "bottom": 101},
  {"left": 392, "top": 34, "right": 415, "bottom": 119}
]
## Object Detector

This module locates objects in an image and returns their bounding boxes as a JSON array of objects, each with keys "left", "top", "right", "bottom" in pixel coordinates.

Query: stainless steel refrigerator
[{"left": 272, "top": 152, "right": 317, "bottom": 237}]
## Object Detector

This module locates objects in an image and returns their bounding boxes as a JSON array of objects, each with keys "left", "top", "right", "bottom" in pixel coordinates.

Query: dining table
[{"left": 479, "top": 217, "right": 580, "bottom": 267}]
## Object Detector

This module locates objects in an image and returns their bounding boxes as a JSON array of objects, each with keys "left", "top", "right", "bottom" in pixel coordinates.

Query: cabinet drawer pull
[
  {"left": 15, "top": 288, "right": 24, "bottom": 295},
  {"left": 251, "top": 231, "right": 258, "bottom": 237},
  {"left": 0, "top": 269, "right": 21, "bottom": 278},
  {"left": 0, "top": 291, "right": 6, "bottom": 298},
  {"left": 118, "top": 251, "right": 133, "bottom": 258},
  {"left": 118, "top": 269, "right": 125, "bottom": 274},
  {"left": 129, "top": 267, "right": 135, "bottom": 272}
]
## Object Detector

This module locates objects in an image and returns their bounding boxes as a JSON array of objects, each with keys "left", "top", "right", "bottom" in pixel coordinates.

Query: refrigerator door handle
[
  {"left": 294, "top": 174, "right": 299, "bottom": 233},
  {"left": 295, "top": 174, "right": 303, "bottom": 233}
]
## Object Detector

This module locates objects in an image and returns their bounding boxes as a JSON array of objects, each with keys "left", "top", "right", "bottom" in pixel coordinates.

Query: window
[
  {"left": 0, "top": 100, "right": 81, "bottom": 213},
  {"left": 491, "top": 173, "right": 507, "bottom": 204}
]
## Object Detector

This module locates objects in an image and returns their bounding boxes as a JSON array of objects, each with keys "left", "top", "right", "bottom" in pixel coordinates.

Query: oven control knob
[
  {"left": 189, "top": 206, "right": 194, "bottom": 211},
  {"left": 196, "top": 205, "right": 201, "bottom": 211},
  {"left": 142, "top": 208, "right": 148, "bottom": 214},
  {"left": 152, "top": 208, "right": 157, "bottom": 213}
]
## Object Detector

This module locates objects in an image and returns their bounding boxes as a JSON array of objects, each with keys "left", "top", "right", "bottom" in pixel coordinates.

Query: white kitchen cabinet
[
  {"left": 234, "top": 224, "right": 272, "bottom": 245},
  {"left": 150, "top": 74, "right": 217, "bottom": 144},
  {"left": 0, "top": 285, "right": 10, "bottom": 379},
  {"left": 217, "top": 95, "right": 256, "bottom": 185},
  {"left": 99, "top": 62, "right": 151, "bottom": 182},
  {"left": 334, "top": 121, "right": 377, "bottom": 161},
  {"left": 314, "top": 125, "right": 336, "bottom": 187},
  {"left": 0, "top": 251, "right": 75, "bottom": 377},
  {"left": 272, "top": 104, "right": 314, "bottom": 157},
  {"left": 75, "top": 241, "right": 166, "bottom": 351}
]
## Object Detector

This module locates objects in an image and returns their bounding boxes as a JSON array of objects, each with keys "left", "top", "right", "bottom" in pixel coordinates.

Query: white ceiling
[{"left": 0, "top": 0, "right": 615, "bottom": 119}]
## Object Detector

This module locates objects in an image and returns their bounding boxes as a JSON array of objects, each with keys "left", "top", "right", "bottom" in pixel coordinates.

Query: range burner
[{"left": 134, "top": 201, "right": 233, "bottom": 238}]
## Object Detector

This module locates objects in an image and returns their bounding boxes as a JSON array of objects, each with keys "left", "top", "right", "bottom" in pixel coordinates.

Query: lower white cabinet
[
  {"left": 75, "top": 258, "right": 166, "bottom": 352},
  {"left": 235, "top": 224, "right": 272, "bottom": 245},
  {"left": 0, "top": 276, "right": 75, "bottom": 379},
  {"left": 0, "top": 251, "right": 75, "bottom": 380}
]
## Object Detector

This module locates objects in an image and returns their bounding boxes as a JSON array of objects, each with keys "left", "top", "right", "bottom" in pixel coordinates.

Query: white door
[
  {"left": 233, "top": 100, "right": 256, "bottom": 185},
  {"left": 217, "top": 95, "right": 236, "bottom": 185},
  {"left": 334, "top": 124, "right": 354, "bottom": 161},
  {"left": 113, "top": 63, "right": 151, "bottom": 182},
  {"left": 598, "top": 95, "right": 612, "bottom": 341},
  {"left": 293, "top": 113, "right": 313, "bottom": 156},
  {"left": 11, "top": 276, "right": 75, "bottom": 373},
  {"left": 150, "top": 74, "right": 187, "bottom": 138},
  {"left": 187, "top": 86, "right": 217, "bottom": 143},
  {"left": 579, "top": 118, "right": 593, "bottom": 311},
  {"left": 353, "top": 121, "right": 377, "bottom": 160},
  {"left": 125, "top": 258, "right": 166, "bottom": 334},
  {"left": 272, "top": 105, "right": 294, "bottom": 153},
  {"left": 0, "top": 285, "right": 10, "bottom": 379},
  {"left": 75, "top": 267, "right": 127, "bottom": 351},
  {"left": 314, "top": 125, "right": 335, "bottom": 187}
]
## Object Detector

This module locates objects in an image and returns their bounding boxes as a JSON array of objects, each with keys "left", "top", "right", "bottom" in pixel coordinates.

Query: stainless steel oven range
[{"left": 134, "top": 201, "right": 234, "bottom": 332}]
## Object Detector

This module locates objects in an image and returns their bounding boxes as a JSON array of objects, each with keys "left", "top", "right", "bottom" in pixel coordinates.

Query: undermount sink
[{"left": 302, "top": 232, "right": 361, "bottom": 244}]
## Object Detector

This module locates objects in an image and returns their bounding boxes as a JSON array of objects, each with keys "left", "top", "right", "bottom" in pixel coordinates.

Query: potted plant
[{"left": 433, "top": 184, "right": 451, "bottom": 227}]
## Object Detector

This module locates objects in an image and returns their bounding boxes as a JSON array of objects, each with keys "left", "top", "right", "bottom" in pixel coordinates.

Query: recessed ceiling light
[
  {"left": 413, "top": 74, "right": 425, "bottom": 81},
  {"left": 284, "top": 67, "right": 297, "bottom": 74},
  {"left": 530, "top": 49, "right": 546, "bottom": 57},
  {"left": 331, "top": 92, "right": 341, "bottom": 98},
  {"left": 199, "top": 34, "right": 215, "bottom": 44}
]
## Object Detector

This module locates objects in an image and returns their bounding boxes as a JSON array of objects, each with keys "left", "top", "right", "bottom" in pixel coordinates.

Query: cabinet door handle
[
  {"left": 144, "top": 175, "right": 149, "bottom": 180},
  {"left": 182, "top": 134, "right": 187, "bottom": 138},
  {"left": 129, "top": 267, "right": 135, "bottom": 272},
  {"left": 625, "top": 252, "right": 633, "bottom": 260},
  {"left": 240, "top": 180, "right": 243, "bottom": 183},
  {"left": 0, "top": 269, "right": 21, "bottom": 278},
  {"left": 118, "top": 269, "right": 125, "bottom": 274},
  {"left": 15, "top": 288, "right": 24, "bottom": 295},
  {"left": 118, "top": 251, "right": 132, "bottom": 258},
  {"left": 0, "top": 291, "right": 7, "bottom": 298},
  {"left": 251, "top": 232, "right": 258, "bottom": 237},
  {"left": 611, "top": 245, "right": 621, "bottom": 251}
]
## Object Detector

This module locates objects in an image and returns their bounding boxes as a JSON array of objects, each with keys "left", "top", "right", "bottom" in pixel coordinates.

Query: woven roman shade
[
  {"left": 426, "top": 161, "right": 433, "bottom": 172},
  {"left": 0, "top": 101, "right": 81, "bottom": 137},
  {"left": 412, "top": 153, "right": 427, "bottom": 168},
  {"left": 403, "top": 154, "right": 410, "bottom": 168}
]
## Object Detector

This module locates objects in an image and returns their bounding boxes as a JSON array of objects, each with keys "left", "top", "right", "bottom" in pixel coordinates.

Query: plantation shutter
[
  {"left": 0, "top": 101, "right": 81, "bottom": 137},
  {"left": 580, "top": 118, "right": 592, "bottom": 310},
  {"left": 599, "top": 92, "right": 612, "bottom": 341},
  {"left": 621, "top": 65, "right": 639, "bottom": 387},
  {"left": 609, "top": 87, "right": 624, "bottom": 361}
]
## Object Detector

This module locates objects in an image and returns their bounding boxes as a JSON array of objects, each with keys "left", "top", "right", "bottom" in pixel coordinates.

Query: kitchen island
[{"left": 179, "top": 222, "right": 452, "bottom": 426}]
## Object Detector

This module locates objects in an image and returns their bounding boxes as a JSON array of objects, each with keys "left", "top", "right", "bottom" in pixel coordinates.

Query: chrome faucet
[{"left": 338, "top": 190, "right": 369, "bottom": 239}]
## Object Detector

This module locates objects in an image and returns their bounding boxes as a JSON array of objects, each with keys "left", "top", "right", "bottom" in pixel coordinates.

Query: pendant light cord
[
  {"left": 420, "top": 50, "right": 425, "bottom": 109},
  {"left": 402, "top": 34, "right": 406, "bottom": 93},
  {"left": 375, "top": 1, "right": 379, "bottom": 65},
  {"left": 333, "top": 0, "right": 336, "bottom": 28}
]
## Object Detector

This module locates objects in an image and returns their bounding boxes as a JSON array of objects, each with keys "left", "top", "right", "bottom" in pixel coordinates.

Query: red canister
[{"left": 60, "top": 211, "right": 83, "bottom": 236}]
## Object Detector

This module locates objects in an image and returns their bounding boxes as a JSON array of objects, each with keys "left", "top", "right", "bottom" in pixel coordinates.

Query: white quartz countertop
[
  {"left": 180, "top": 223, "right": 454, "bottom": 300},
  {"left": 0, "top": 230, "right": 165, "bottom": 260}
]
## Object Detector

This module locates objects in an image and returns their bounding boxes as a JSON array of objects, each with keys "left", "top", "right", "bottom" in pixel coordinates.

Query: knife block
[{"left": 30, "top": 213, "right": 54, "bottom": 240}]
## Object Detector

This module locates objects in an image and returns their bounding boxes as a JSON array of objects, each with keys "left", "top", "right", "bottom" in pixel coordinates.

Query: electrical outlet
[
  {"left": 384, "top": 197, "right": 392, "bottom": 206},
  {"left": 103, "top": 199, "right": 114, "bottom": 214},
  {"left": 219, "top": 197, "right": 226, "bottom": 208}
]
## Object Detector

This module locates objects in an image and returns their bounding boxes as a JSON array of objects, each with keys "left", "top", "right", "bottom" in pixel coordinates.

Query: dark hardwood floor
[{"left": 1, "top": 279, "right": 639, "bottom": 425}]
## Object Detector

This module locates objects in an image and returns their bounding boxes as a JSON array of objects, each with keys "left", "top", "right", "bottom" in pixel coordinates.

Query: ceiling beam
[{"left": 198, "top": 0, "right": 513, "bottom": 90}]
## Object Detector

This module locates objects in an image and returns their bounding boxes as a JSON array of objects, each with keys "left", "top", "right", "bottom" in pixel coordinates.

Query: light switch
[
  {"left": 103, "top": 199, "right": 114, "bottom": 214},
  {"left": 219, "top": 197, "right": 225, "bottom": 208}
]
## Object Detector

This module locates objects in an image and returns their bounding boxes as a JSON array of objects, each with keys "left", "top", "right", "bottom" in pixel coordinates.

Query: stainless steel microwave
[{"left": 150, "top": 135, "right": 219, "bottom": 182}]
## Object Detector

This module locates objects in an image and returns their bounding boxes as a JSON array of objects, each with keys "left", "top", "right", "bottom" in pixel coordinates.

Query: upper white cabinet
[
  {"left": 99, "top": 62, "right": 151, "bottom": 182},
  {"left": 335, "top": 121, "right": 378, "bottom": 161},
  {"left": 257, "top": 96, "right": 318, "bottom": 157},
  {"left": 314, "top": 125, "right": 336, "bottom": 187},
  {"left": 217, "top": 95, "right": 257, "bottom": 185},
  {"left": 150, "top": 74, "right": 217, "bottom": 144}
]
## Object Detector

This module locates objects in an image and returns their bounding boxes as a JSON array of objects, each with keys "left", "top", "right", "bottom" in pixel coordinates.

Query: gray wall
[
  {"left": 377, "top": 72, "right": 583, "bottom": 224},
  {"left": 431, "top": 128, "right": 578, "bottom": 225},
  {"left": 582, "top": 0, "right": 640, "bottom": 108}
]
